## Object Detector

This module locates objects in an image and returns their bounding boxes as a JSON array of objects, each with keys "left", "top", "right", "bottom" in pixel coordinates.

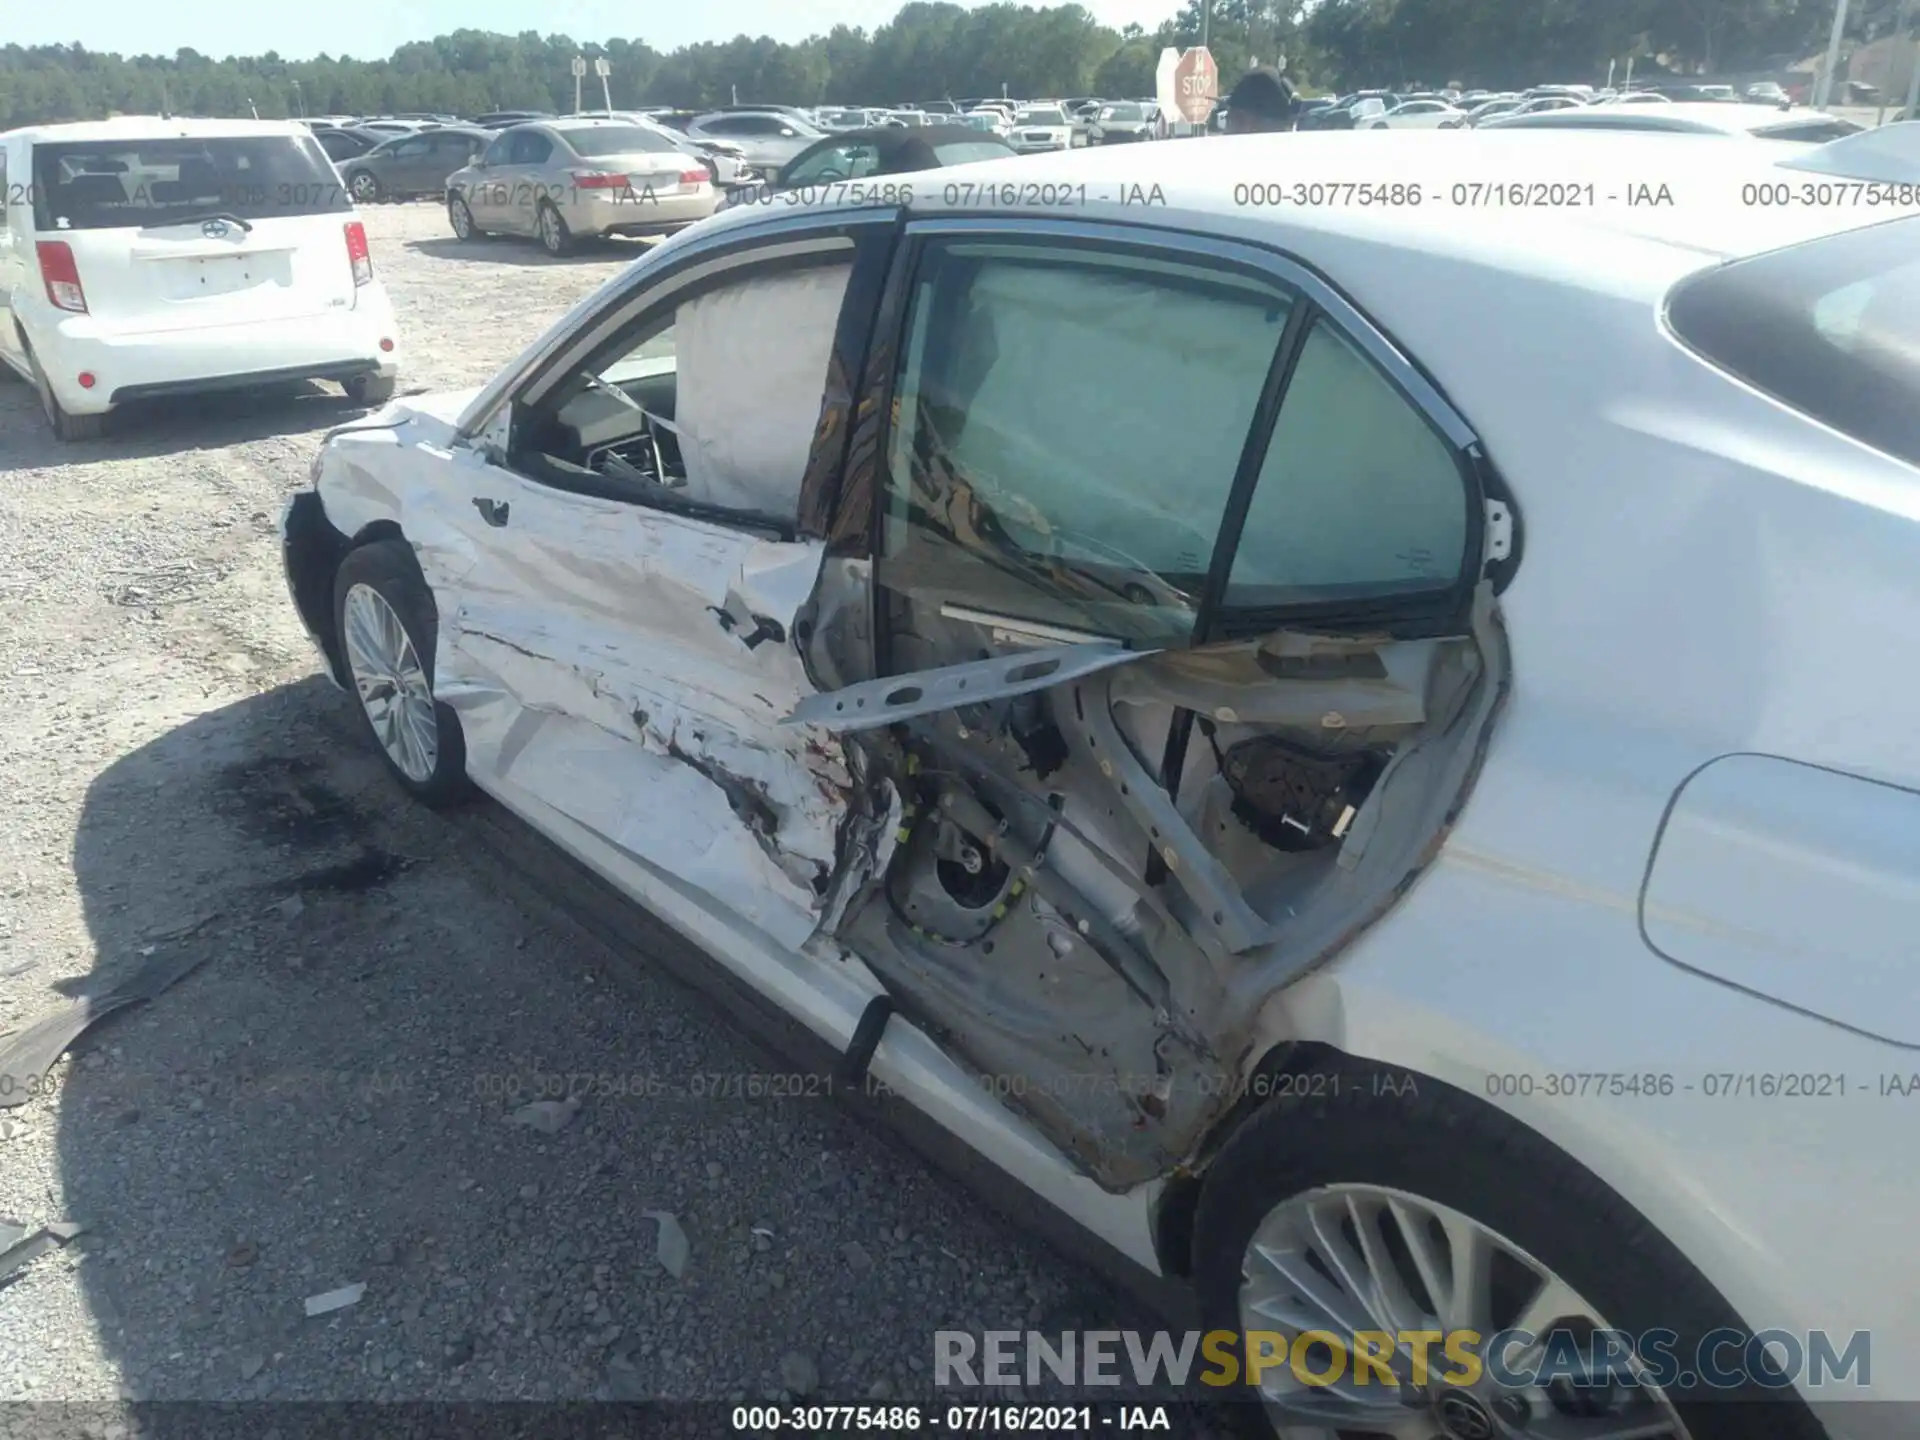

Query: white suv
[{"left": 0, "top": 117, "right": 401, "bottom": 441}]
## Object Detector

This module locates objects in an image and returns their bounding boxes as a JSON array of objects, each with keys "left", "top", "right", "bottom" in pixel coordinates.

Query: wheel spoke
[
  {"left": 1249, "top": 1239, "right": 1375, "bottom": 1337},
  {"left": 1513, "top": 1270, "right": 1603, "bottom": 1338},
  {"left": 1237, "top": 1184, "right": 1690, "bottom": 1440},
  {"left": 342, "top": 582, "right": 438, "bottom": 782}
]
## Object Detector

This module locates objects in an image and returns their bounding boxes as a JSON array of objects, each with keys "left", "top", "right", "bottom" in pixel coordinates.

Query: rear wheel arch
[
  {"left": 1153, "top": 1038, "right": 1351, "bottom": 1277},
  {"left": 1174, "top": 1048, "right": 1826, "bottom": 1434}
]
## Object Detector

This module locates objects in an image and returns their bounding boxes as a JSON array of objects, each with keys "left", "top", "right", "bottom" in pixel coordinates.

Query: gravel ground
[{"left": 0, "top": 203, "right": 1158, "bottom": 1411}]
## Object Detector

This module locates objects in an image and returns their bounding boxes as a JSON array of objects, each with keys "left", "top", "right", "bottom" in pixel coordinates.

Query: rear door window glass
[
  {"left": 880, "top": 239, "right": 1292, "bottom": 646},
  {"left": 1228, "top": 319, "right": 1471, "bottom": 610},
  {"left": 31, "top": 135, "right": 349, "bottom": 230},
  {"left": 509, "top": 131, "right": 554, "bottom": 165}
]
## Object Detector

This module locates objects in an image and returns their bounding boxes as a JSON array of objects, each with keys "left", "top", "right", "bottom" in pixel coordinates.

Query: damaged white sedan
[{"left": 283, "top": 132, "right": 1918, "bottom": 1439}]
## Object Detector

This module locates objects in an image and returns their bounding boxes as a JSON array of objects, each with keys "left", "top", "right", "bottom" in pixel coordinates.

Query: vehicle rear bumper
[
  {"left": 33, "top": 299, "right": 400, "bottom": 414},
  {"left": 564, "top": 189, "right": 717, "bottom": 237}
]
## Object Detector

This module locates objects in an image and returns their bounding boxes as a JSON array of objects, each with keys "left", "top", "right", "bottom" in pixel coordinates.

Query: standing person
[{"left": 1222, "top": 66, "right": 1299, "bottom": 133}]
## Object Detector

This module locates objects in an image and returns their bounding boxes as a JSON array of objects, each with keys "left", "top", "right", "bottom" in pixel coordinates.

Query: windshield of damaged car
[{"left": 880, "top": 241, "right": 1291, "bottom": 647}]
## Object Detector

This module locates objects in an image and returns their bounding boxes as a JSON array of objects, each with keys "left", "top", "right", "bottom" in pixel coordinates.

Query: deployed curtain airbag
[{"left": 672, "top": 262, "right": 853, "bottom": 519}]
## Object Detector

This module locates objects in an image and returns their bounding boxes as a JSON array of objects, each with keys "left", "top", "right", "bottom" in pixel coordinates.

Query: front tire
[
  {"left": 347, "top": 170, "right": 382, "bottom": 204},
  {"left": 332, "top": 540, "right": 469, "bottom": 807},
  {"left": 448, "top": 195, "right": 484, "bottom": 240},
  {"left": 536, "top": 200, "right": 574, "bottom": 256},
  {"left": 1191, "top": 1059, "right": 1829, "bottom": 1440}
]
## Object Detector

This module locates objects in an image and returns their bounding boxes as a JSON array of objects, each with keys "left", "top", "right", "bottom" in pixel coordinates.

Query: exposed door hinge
[{"left": 1483, "top": 498, "right": 1513, "bottom": 570}]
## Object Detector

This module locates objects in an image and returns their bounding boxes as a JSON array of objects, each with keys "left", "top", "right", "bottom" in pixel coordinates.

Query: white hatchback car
[
  {"left": 0, "top": 117, "right": 400, "bottom": 440},
  {"left": 283, "top": 132, "right": 1915, "bottom": 1438}
]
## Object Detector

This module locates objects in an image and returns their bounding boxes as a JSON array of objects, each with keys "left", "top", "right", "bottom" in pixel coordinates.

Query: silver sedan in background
[{"left": 446, "top": 119, "right": 718, "bottom": 255}]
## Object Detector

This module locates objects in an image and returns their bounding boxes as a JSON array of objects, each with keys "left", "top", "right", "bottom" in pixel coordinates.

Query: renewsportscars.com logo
[{"left": 934, "top": 1328, "right": 1872, "bottom": 1392}]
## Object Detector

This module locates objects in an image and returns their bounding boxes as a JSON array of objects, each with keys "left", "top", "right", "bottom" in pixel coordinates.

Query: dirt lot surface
[{"left": 0, "top": 203, "right": 1153, "bottom": 1408}]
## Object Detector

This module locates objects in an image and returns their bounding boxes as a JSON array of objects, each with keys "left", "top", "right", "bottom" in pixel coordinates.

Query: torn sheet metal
[
  {"left": 427, "top": 502, "right": 849, "bottom": 952},
  {"left": 0, "top": 946, "right": 211, "bottom": 1108},
  {"left": 784, "top": 642, "right": 1154, "bottom": 733},
  {"left": 1109, "top": 634, "right": 1440, "bottom": 730},
  {"left": 309, "top": 402, "right": 858, "bottom": 950}
]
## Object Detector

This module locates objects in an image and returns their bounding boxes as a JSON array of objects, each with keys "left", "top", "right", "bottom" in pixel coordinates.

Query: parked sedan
[
  {"left": 563, "top": 111, "right": 757, "bottom": 189},
  {"left": 1456, "top": 96, "right": 1525, "bottom": 126},
  {"left": 468, "top": 110, "right": 553, "bottom": 129},
  {"left": 1481, "top": 101, "right": 1864, "bottom": 143},
  {"left": 1358, "top": 99, "right": 1469, "bottom": 130},
  {"left": 683, "top": 111, "right": 827, "bottom": 172},
  {"left": 446, "top": 119, "right": 716, "bottom": 254},
  {"left": 282, "top": 129, "right": 1914, "bottom": 1439},
  {"left": 719, "top": 125, "right": 1013, "bottom": 208},
  {"left": 339, "top": 126, "right": 493, "bottom": 203},
  {"left": 1086, "top": 101, "right": 1156, "bottom": 143},
  {"left": 310, "top": 126, "right": 383, "bottom": 163}
]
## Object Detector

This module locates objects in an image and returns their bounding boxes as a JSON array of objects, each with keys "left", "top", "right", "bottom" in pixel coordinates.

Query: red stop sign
[{"left": 1173, "top": 47, "right": 1220, "bottom": 123}]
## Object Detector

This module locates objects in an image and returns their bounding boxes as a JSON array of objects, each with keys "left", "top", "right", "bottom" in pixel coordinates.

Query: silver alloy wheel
[
  {"left": 350, "top": 171, "right": 378, "bottom": 202},
  {"left": 450, "top": 198, "right": 471, "bottom": 236},
  {"left": 539, "top": 204, "right": 563, "bottom": 252},
  {"left": 1239, "top": 1184, "right": 1691, "bottom": 1440},
  {"left": 341, "top": 582, "right": 438, "bottom": 784}
]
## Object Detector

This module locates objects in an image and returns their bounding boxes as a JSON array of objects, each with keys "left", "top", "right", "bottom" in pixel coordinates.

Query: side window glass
[
  {"left": 880, "top": 241, "right": 1291, "bottom": 647},
  {"left": 482, "top": 134, "right": 513, "bottom": 165},
  {"left": 1228, "top": 319, "right": 1469, "bottom": 609},
  {"left": 788, "top": 145, "right": 852, "bottom": 184},
  {"left": 514, "top": 260, "right": 854, "bottom": 524}
]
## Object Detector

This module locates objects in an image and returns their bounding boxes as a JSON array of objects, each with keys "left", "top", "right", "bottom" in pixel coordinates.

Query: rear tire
[
  {"left": 1191, "top": 1059, "right": 1832, "bottom": 1440},
  {"left": 27, "top": 346, "right": 107, "bottom": 441},
  {"left": 332, "top": 540, "right": 470, "bottom": 807}
]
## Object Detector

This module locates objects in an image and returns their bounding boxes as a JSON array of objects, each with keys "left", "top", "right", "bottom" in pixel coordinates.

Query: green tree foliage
[{"left": 0, "top": 0, "right": 1854, "bottom": 128}]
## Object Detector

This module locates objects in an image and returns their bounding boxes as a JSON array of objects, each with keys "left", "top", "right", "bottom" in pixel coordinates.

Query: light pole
[
  {"left": 1814, "top": 0, "right": 1852, "bottom": 109},
  {"left": 1905, "top": 25, "right": 1920, "bottom": 118},
  {"left": 292, "top": 79, "right": 304, "bottom": 117},
  {"left": 1881, "top": 0, "right": 1916, "bottom": 122}
]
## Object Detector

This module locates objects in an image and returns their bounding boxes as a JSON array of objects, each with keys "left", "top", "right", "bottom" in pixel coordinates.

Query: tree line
[{"left": 0, "top": 0, "right": 1877, "bottom": 130}]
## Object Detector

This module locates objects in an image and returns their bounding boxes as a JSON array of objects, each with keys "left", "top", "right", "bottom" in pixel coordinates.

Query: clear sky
[{"left": 17, "top": 0, "right": 1183, "bottom": 62}]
